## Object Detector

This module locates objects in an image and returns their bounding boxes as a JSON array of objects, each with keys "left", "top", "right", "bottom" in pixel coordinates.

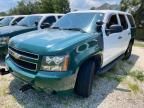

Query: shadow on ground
[{"left": 8, "top": 54, "right": 139, "bottom": 108}]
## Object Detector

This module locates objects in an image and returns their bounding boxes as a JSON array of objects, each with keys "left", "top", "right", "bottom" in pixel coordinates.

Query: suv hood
[
  {"left": 9, "top": 29, "right": 92, "bottom": 55},
  {"left": 0, "top": 25, "right": 35, "bottom": 35}
]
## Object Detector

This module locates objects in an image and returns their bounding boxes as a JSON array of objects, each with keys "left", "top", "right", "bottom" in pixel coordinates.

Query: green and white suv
[{"left": 6, "top": 10, "right": 136, "bottom": 97}]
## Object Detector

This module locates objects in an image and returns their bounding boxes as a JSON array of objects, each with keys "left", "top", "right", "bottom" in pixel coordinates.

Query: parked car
[
  {"left": 0, "top": 15, "right": 26, "bottom": 27},
  {"left": 0, "top": 14, "right": 64, "bottom": 55},
  {"left": 0, "top": 16, "right": 4, "bottom": 21},
  {"left": 6, "top": 10, "right": 136, "bottom": 97}
]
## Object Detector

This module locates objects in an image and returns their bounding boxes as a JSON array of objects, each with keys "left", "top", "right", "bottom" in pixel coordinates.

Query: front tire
[{"left": 74, "top": 60, "right": 95, "bottom": 97}]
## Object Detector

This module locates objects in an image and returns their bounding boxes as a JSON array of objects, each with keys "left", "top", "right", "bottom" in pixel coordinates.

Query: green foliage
[
  {"left": 0, "top": 12, "right": 7, "bottom": 16},
  {"left": 120, "top": 0, "right": 144, "bottom": 40},
  {"left": 120, "top": 0, "right": 143, "bottom": 23},
  {"left": 9, "top": 0, "right": 70, "bottom": 15},
  {"left": 127, "top": 82, "right": 140, "bottom": 94},
  {"left": 128, "top": 70, "right": 144, "bottom": 82},
  {"left": 120, "top": 0, "right": 141, "bottom": 12}
]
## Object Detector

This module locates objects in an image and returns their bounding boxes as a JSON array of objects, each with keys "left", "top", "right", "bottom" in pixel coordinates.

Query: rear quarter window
[
  {"left": 119, "top": 14, "right": 128, "bottom": 30},
  {"left": 127, "top": 15, "right": 135, "bottom": 28}
]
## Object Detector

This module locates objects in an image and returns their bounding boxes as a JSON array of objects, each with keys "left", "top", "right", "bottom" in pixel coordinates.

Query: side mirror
[
  {"left": 41, "top": 22, "right": 51, "bottom": 29},
  {"left": 96, "top": 21, "right": 104, "bottom": 32},
  {"left": 106, "top": 24, "right": 123, "bottom": 35}
]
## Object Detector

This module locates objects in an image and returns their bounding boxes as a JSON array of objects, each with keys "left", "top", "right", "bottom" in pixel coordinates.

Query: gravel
[{"left": 0, "top": 46, "right": 144, "bottom": 108}]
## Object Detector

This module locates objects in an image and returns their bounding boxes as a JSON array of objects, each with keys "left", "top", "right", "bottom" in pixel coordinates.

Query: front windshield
[
  {"left": 0, "top": 17, "right": 14, "bottom": 26},
  {"left": 17, "top": 15, "right": 42, "bottom": 27},
  {"left": 53, "top": 12, "right": 104, "bottom": 32}
]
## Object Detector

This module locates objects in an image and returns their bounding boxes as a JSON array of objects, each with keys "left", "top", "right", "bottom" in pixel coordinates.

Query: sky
[
  {"left": 0, "top": 0, "right": 121, "bottom": 12},
  {"left": 70, "top": 0, "right": 121, "bottom": 10}
]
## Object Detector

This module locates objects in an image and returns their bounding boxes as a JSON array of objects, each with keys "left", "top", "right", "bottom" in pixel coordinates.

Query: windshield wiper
[
  {"left": 63, "top": 28, "right": 86, "bottom": 33},
  {"left": 19, "top": 24, "right": 28, "bottom": 27},
  {"left": 51, "top": 26, "right": 62, "bottom": 30}
]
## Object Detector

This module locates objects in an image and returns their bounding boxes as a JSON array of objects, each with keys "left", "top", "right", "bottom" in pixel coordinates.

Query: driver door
[{"left": 102, "top": 14, "right": 123, "bottom": 67}]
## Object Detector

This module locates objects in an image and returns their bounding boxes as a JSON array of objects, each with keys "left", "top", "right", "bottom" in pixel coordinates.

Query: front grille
[
  {"left": 8, "top": 47, "right": 38, "bottom": 71},
  {"left": 9, "top": 46, "right": 39, "bottom": 60},
  {"left": 9, "top": 54, "right": 37, "bottom": 71}
]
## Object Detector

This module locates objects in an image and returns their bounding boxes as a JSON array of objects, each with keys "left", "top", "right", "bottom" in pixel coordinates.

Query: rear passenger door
[{"left": 118, "top": 14, "right": 131, "bottom": 53}]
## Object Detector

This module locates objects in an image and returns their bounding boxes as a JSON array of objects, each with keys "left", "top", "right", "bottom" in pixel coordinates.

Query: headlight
[
  {"left": 41, "top": 55, "right": 69, "bottom": 71},
  {"left": 0, "top": 37, "right": 9, "bottom": 46}
]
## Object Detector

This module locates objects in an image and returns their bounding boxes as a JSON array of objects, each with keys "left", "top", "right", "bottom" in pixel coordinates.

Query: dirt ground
[{"left": 0, "top": 46, "right": 144, "bottom": 108}]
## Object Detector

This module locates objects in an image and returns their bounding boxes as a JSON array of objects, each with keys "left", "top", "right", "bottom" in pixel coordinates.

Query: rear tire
[
  {"left": 123, "top": 42, "right": 133, "bottom": 60},
  {"left": 74, "top": 60, "right": 95, "bottom": 97}
]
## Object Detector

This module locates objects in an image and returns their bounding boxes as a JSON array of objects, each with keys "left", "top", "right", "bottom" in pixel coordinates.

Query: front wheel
[{"left": 74, "top": 60, "right": 95, "bottom": 97}]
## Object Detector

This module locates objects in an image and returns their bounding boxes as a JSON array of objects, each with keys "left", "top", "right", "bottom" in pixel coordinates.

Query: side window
[
  {"left": 58, "top": 16, "right": 62, "bottom": 19},
  {"left": 12, "top": 17, "right": 24, "bottom": 25},
  {"left": 127, "top": 15, "right": 135, "bottom": 28},
  {"left": 106, "top": 14, "right": 118, "bottom": 29},
  {"left": 41, "top": 16, "right": 56, "bottom": 29},
  {"left": 119, "top": 14, "right": 128, "bottom": 30},
  {"left": 42, "top": 16, "right": 56, "bottom": 25}
]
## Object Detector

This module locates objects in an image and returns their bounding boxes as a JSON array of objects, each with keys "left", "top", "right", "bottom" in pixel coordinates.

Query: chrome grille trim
[
  {"left": 9, "top": 55, "right": 38, "bottom": 72},
  {"left": 9, "top": 46, "right": 39, "bottom": 60},
  {"left": 8, "top": 48, "right": 38, "bottom": 72}
]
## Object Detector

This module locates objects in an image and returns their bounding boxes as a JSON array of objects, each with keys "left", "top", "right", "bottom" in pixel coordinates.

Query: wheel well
[{"left": 79, "top": 54, "right": 102, "bottom": 72}]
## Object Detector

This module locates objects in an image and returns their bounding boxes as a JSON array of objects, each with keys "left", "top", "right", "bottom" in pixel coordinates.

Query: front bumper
[{"left": 5, "top": 57, "right": 77, "bottom": 91}]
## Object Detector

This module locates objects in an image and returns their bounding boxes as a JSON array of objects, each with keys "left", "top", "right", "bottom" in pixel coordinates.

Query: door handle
[{"left": 118, "top": 36, "right": 122, "bottom": 39}]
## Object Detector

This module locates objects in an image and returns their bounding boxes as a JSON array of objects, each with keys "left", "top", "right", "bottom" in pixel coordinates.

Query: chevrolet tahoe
[{"left": 6, "top": 10, "right": 136, "bottom": 97}]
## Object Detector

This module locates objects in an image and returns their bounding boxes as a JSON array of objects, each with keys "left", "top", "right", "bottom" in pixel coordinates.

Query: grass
[
  {"left": 98, "top": 72, "right": 125, "bottom": 82},
  {"left": 134, "top": 41, "right": 144, "bottom": 47},
  {"left": 127, "top": 82, "right": 140, "bottom": 94},
  {"left": 128, "top": 70, "right": 144, "bottom": 82},
  {"left": 98, "top": 60, "right": 144, "bottom": 94}
]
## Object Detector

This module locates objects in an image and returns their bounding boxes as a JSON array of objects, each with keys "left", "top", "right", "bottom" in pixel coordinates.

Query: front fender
[{"left": 71, "top": 44, "right": 102, "bottom": 73}]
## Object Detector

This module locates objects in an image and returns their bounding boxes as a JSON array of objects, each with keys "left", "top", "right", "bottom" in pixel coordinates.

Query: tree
[
  {"left": 120, "top": 0, "right": 144, "bottom": 25},
  {"left": 40, "top": 0, "right": 70, "bottom": 13},
  {"left": 0, "top": 12, "right": 7, "bottom": 16},
  {"left": 120, "top": 0, "right": 141, "bottom": 12},
  {"left": 40, "top": 0, "right": 54, "bottom": 13},
  {"left": 9, "top": 0, "right": 42, "bottom": 15},
  {"left": 8, "top": 0, "right": 70, "bottom": 15},
  {"left": 54, "top": 0, "right": 70, "bottom": 13},
  {"left": 120, "top": 0, "right": 144, "bottom": 40}
]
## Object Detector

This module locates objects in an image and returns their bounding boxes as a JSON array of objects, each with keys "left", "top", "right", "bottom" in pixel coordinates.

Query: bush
[{"left": 136, "top": 28, "right": 144, "bottom": 41}]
